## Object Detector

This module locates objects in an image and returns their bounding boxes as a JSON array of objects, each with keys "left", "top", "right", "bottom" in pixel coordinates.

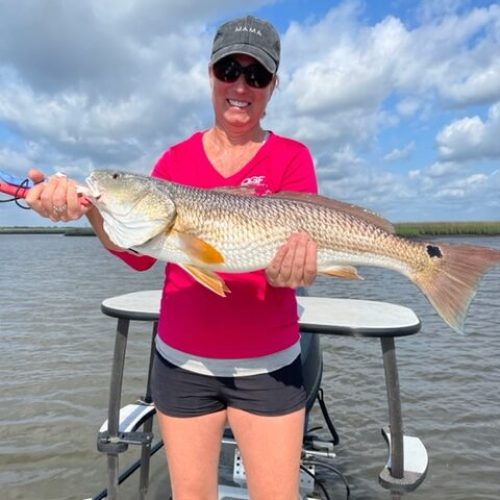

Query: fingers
[
  {"left": 25, "top": 176, "right": 54, "bottom": 216},
  {"left": 28, "top": 169, "right": 46, "bottom": 184},
  {"left": 52, "top": 176, "right": 69, "bottom": 213},
  {"left": 302, "top": 236, "right": 317, "bottom": 286},
  {"left": 266, "top": 232, "right": 317, "bottom": 289},
  {"left": 66, "top": 181, "right": 83, "bottom": 219}
]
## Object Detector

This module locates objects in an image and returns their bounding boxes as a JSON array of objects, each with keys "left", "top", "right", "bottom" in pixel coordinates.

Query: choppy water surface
[{"left": 0, "top": 234, "right": 499, "bottom": 500}]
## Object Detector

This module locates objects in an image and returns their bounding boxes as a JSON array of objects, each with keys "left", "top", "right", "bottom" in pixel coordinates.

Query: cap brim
[{"left": 211, "top": 44, "right": 277, "bottom": 73}]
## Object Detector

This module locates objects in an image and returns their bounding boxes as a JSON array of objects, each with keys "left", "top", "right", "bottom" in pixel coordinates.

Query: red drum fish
[{"left": 86, "top": 170, "right": 500, "bottom": 333}]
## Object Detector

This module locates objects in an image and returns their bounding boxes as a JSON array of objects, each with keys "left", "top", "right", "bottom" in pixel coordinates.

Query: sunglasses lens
[
  {"left": 213, "top": 57, "right": 274, "bottom": 88},
  {"left": 213, "top": 57, "right": 240, "bottom": 83},
  {"left": 246, "top": 64, "right": 273, "bottom": 88}
]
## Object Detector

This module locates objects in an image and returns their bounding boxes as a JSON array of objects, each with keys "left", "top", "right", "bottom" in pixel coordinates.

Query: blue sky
[{"left": 1, "top": 0, "right": 499, "bottom": 226}]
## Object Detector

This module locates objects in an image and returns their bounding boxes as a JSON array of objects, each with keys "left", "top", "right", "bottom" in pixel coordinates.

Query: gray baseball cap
[{"left": 210, "top": 16, "right": 280, "bottom": 73}]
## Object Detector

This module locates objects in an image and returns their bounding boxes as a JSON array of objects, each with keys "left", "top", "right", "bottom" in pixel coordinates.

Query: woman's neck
[
  {"left": 203, "top": 125, "right": 269, "bottom": 178},
  {"left": 209, "top": 123, "right": 267, "bottom": 147}
]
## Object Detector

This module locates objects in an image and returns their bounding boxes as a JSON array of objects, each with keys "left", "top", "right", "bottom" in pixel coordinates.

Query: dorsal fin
[
  {"left": 213, "top": 186, "right": 258, "bottom": 196},
  {"left": 268, "top": 191, "right": 394, "bottom": 233}
]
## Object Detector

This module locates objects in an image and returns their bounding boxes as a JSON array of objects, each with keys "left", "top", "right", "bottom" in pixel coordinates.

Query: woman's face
[{"left": 210, "top": 54, "right": 276, "bottom": 133}]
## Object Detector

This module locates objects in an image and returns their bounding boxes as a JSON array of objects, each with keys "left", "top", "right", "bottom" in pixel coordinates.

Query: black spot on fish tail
[{"left": 426, "top": 244, "right": 443, "bottom": 258}]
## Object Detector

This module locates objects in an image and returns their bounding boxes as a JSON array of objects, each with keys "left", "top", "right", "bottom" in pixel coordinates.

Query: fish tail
[{"left": 412, "top": 243, "right": 500, "bottom": 333}]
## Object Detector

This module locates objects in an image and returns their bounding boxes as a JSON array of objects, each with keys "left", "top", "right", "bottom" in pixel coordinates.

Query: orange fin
[
  {"left": 180, "top": 264, "right": 230, "bottom": 297},
  {"left": 176, "top": 232, "right": 225, "bottom": 265},
  {"left": 319, "top": 265, "right": 363, "bottom": 280},
  {"left": 269, "top": 191, "right": 394, "bottom": 234}
]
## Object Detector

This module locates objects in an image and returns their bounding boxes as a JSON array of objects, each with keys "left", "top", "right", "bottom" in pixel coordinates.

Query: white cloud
[
  {"left": 427, "top": 161, "right": 459, "bottom": 178},
  {"left": 445, "top": 62, "right": 500, "bottom": 105},
  {"left": 437, "top": 102, "right": 500, "bottom": 161},
  {"left": 384, "top": 141, "right": 415, "bottom": 161},
  {"left": 280, "top": 12, "right": 406, "bottom": 115},
  {"left": 403, "top": 163, "right": 497, "bottom": 216},
  {"left": 273, "top": 2, "right": 500, "bottom": 157},
  {"left": 392, "top": 4, "right": 500, "bottom": 106},
  {"left": 397, "top": 98, "right": 421, "bottom": 117},
  {"left": 435, "top": 172, "right": 488, "bottom": 198},
  {"left": 417, "top": 0, "right": 469, "bottom": 23}
]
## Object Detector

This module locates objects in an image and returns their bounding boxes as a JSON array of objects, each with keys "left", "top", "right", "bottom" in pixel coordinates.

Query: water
[{"left": 0, "top": 234, "right": 499, "bottom": 500}]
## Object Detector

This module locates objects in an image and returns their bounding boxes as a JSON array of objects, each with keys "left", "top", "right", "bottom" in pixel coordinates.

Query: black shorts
[{"left": 151, "top": 351, "right": 306, "bottom": 417}]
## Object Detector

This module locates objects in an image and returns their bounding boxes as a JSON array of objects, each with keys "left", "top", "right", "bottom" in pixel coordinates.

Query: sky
[{"left": 0, "top": 0, "right": 499, "bottom": 226}]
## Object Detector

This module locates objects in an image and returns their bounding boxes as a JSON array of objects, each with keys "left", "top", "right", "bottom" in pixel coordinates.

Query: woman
[{"left": 27, "top": 15, "right": 318, "bottom": 499}]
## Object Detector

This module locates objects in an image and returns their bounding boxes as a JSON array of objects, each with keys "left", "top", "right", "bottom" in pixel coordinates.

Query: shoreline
[
  {"left": 0, "top": 226, "right": 96, "bottom": 236},
  {"left": 1, "top": 222, "right": 500, "bottom": 237}
]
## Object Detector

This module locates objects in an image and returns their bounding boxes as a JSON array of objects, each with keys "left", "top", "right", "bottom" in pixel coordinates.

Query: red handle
[
  {"left": 0, "top": 181, "right": 91, "bottom": 206},
  {"left": 0, "top": 182, "right": 29, "bottom": 198}
]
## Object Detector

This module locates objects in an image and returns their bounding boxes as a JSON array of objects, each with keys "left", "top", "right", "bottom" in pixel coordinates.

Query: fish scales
[{"left": 171, "top": 182, "right": 422, "bottom": 274}]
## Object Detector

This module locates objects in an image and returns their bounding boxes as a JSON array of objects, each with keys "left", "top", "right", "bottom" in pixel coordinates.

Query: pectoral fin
[
  {"left": 319, "top": 266, "right": 363, "bottom": 280},
  {"left": 180, "top": 264, "right": 231, "bottom": 297},
  {"left": 176, "top": 232, "right": 225, "bottom": 265}
]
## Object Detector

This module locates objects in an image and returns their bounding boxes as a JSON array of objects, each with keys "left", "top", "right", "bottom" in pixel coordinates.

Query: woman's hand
[
  {"left": 266, "top": 232, "right": 317, "bottom": 288},
  {"left": 26, "top": 169, "right": 125, "bottom": 252},
  {"left": 25, "top": 169, "right": 92, "bottom": 222}
]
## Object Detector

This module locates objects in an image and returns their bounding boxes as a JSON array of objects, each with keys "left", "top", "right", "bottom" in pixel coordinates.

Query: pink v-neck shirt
[{"left": 112, "top": 131, "right": 318, "bottom": 359}]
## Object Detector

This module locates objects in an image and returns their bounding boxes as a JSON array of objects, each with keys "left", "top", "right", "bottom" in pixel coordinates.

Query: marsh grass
[{"left": 395, "top": 221, "right": 500, "bottom": 237}]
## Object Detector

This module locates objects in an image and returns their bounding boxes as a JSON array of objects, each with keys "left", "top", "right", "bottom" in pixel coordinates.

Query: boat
[{"left": 87, "top": 290, "right": 429, "bottom": 499}]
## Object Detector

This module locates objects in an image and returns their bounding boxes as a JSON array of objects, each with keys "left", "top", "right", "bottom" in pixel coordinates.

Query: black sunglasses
[{"left": 212, "top": 56, "right": 274, "bottom": 89}]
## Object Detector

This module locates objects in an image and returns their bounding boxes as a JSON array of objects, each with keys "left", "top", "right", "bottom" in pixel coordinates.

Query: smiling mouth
[{"left": 227, "top": 99, "right": 250, "bottom": 108}]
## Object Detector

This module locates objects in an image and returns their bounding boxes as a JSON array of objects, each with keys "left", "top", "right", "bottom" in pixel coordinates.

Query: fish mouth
[{"left": 85, "top": 175, "right": 102, "bottom": 200}]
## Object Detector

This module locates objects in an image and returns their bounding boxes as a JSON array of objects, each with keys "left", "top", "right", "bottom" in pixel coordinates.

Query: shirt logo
[{"left": 241, "top": 175, "right": 271, "bottom": 195}]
